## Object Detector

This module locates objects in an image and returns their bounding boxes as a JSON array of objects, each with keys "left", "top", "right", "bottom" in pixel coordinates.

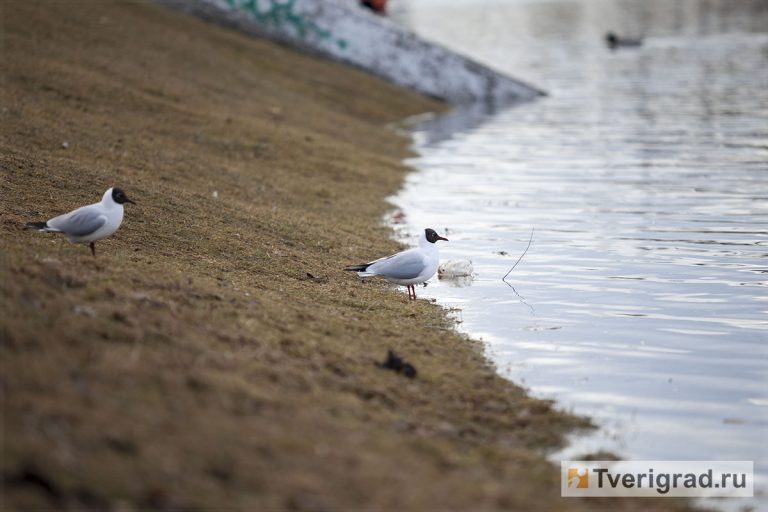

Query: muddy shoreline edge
[{"left": 1, "top": 2, "right": 695, "bottom": 510}]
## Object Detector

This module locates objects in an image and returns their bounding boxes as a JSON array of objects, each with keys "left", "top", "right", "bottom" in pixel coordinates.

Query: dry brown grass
[{"left": 0, "top": 1, "right": 697, "bottom": 510}]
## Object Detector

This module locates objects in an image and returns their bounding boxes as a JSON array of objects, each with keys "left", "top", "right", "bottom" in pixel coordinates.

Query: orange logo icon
[{"left": 568, "top": 467, "right": 589, "bottom": 489}]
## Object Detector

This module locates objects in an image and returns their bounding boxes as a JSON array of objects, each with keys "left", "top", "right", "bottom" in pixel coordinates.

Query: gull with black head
[
  {"left": 605, "top": 31, "right": 643, "bottom": 50},
  {"left": 26, "top": 187, "right": 135, "bottom": 257},
  {"left": 345, "top": 228, "right": 448, "bottom": 300}
]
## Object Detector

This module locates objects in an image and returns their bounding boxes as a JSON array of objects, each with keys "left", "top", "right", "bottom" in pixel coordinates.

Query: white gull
[
  {"left": 345, "top": 228, "right": 448, "bottom": 300},
  {"left": 26, "top": 187, "right": 135, "bottom": 257}
]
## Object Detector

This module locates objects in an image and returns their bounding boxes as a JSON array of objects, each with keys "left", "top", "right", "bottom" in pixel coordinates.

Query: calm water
[{"left": 390, "top": 0, "right": 768, "bottom": 506}]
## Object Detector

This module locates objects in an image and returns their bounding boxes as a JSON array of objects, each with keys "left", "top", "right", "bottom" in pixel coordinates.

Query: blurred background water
[{"left": 389, "top": 0, "right": 768, "bottom": 506}]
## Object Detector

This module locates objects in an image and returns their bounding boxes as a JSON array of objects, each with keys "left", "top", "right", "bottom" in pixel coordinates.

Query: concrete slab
[{"left": 155, "top": 0, "right": 545, "bottom": 104}]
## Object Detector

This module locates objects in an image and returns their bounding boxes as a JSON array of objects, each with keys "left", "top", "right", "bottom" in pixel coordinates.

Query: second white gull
[{"left": 345, "top": 228, "right": 448, "bottom": 300}]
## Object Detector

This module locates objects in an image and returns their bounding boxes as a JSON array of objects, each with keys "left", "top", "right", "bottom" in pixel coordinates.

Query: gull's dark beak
[
  {"left": 437, "top": 235, "right": 449, "bottom": 242},
  {"left": 126, "top": 198, "right": 136, "bottom": 205}
]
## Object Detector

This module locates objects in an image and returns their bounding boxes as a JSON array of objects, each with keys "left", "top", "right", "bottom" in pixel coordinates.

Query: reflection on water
[{"left": 391, "top": 0, "right": 768, "bottom": 507}]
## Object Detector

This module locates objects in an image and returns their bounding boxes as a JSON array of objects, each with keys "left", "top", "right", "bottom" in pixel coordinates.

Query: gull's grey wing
[
  {"left": 367, "top": 249, "right": 427, "bottom": 279},
  {"left": 48, "top": 206, "right": 107, "bottom": 237}
]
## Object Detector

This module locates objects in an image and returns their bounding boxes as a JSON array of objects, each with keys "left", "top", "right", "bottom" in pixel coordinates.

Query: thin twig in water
[
  {"left": 502, "top": 227, "right": 536, "bottom": 315},
  {"left": 503, "top": 227, "right": 534, "bottom": 283},
  {"left": 508, "top": 283, "right": 535, "bottom": 315}
]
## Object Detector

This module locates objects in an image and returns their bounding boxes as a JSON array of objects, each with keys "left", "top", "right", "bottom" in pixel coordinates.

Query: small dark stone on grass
[{"left": 375, "top": 350, "right": 417, "bottom": 379}]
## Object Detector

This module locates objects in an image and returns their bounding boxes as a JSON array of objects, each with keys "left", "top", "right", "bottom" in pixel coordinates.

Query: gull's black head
[
  {"left": 112, "top": 187, "right": 135, "bottom": 205},
  {"left": 605, "top": 32, "right": 618, "bottom": 46},
  {"left": 425, "top": 228, "right": 448, "bottom": 244}
]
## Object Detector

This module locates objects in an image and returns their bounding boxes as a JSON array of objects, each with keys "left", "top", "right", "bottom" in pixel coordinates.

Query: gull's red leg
[{"left": 89, "top": 242, "right": 96, "bottom": 257}]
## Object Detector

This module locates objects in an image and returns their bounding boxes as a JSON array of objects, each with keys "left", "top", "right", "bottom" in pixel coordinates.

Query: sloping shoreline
[{"left": 1, "top": 1, "right": 695, "bottom": 510}]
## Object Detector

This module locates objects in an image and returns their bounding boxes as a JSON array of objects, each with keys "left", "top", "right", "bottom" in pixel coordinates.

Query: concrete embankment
[
  {"left": 155, "top": 0, "right": 545, "bottom": 103},
  {"left": 1, "top": 1, "right": 695, "bottom": 510}
]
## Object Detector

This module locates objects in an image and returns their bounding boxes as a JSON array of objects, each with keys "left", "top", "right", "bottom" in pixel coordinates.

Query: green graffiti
[{"left": 225, "top": 0, "right": 348, "bottom": 50}]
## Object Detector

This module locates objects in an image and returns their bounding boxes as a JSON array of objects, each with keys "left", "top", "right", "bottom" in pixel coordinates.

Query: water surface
[{"left": 390, "top": 0, "right": 768, "bottom": 505}]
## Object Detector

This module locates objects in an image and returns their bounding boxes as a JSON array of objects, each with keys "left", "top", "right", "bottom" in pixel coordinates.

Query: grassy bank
[{"left": 1, "top": 1, "right": 695, "bottom": 510}]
